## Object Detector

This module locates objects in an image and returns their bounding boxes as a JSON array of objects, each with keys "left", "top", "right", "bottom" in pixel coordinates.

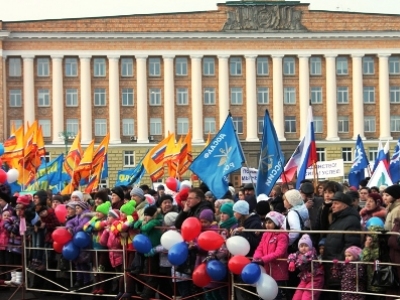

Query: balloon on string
[
  {"left": 0, "top": 169, "right": 7, "bottom": 184},
  {"left": 168, "top": 242, "right": 188, "bottom": 266},
  {"left": 241, "top": 263, "right": 262, "bottom": 284},
  {"left": 160, "top": 230, "right": 184, "bottom": 250},
  {"left": 52, "top": 227, "right": 72, "bottom": 245},
  {"left": 192, "top": 263, "right": 212, "bottom": 287},
  {"left": 256, "top": 273, "right": 279, "bottom": 300},
  {"left": 226, "top": 236, "right": 251, "bottom": 256},
  {"left": 165, "top": 177, "right": 179, "bottom": 192},
  {"left": 228, "top": 255, "right": 251, "bottom": 275},
  {"left": 181, "top": 217, "right": 202, "bottom": 242},
  {"left": 73, "top": 231, "right": 91, "bottom": 248},
  {"left": 366, "top": 217, "right": 385, "bottom": 229},
  {"left": 180, "top": 180, "right": 192, "bottom": 191},
  {"left": 53, "top": 241, "right": 64, "bottom": 253},
  {"left": 133, "top": 234, "right": 152, "bottom": 254},
  {"left": 198, "top": 231, "right": 224, "bottom": 251},
  {"left": 62, "top": 241, "right": 80, "bottom": 260},
  {"left": 54, "top": 204, "right": 68, "bottom": 224},
  {"left": 206, "top": 260, "right": 227, "bottom": 281},
  {"left": 0, "top": 143, "right": 4, "bottom": 156},
  {"left": 6, "top": 169, "right": 19, "bottom": 183}
]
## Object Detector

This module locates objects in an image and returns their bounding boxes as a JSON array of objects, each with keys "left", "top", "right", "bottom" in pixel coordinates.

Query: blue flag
[
  {"left": 36, "top": 154, "right": 65, "bottom": 186},
  {"left": 256, "top": 110, "right": 284, "bottom": 196},
  {"left": 115, "top": 164, "right": 145, "bottom": 186},
  {"left": 189, "top": 114, "right": 245, "bottom": 199},
  {"left": 101, "top": 154, "right": 108, "bottom": 179},
  {"left": 389, "top": 138, "right": 400, "bottom": 184},
  {"left": 348, "top": 135, "right": 369, "bottom": 187}
]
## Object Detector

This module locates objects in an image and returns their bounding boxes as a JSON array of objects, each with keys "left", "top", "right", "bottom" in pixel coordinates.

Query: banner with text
[
  {"left": 305, "top": 159, "right": 344, "bottom": 179},
  {"left": 241, "top": 167, "right": 258, "bottom": 184}
]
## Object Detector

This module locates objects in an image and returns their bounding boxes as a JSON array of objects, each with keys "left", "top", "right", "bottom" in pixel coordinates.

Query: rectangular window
[
  {"left": 10, "top": 119, "right": 23, "bottom": 131},
  {"left": 175, "top": 57, "right": 188, "bottom": 76},
  {"left": 121, "top": 58, "right": 133, "bottom": 77},
  {"left": 284, "top": 116, "right": 296, "bottom": 133},
  {"left": 204, "top": 87, "right": 215, "bottom": 105},
  {"left": 283, "top": 57, "right": 295, "bottom": 75},
  {"left": 337, "top": 86, "right": 349, "bottom": 104},
  {"left": 369, "top": 147, "right": 378, "bottom": 162},
  {"left": 150, "top": 118, "right": 162, "bottom": 135},
  {"left": 257, "top": 87, "right": 269, "bottom": 104},
  {"left": 363, "top": 86, "right": 375, "bottom": 103},
  {"left": 176, "top": 88, "right": 188, "bottom": 105},
  {"left": 390, "top": 86, "right": 400, "bottom": 103},
  {"left": 122, "top": 118, "right": 134, "bottom": 136},
  {"left": 204, "top": 117, "right": 216, "bottom": 134},
  {"left": 310, "top": 57, "right": 322, "bottom": 75},
  {"left": 9, "top": 58, "right": 21, "bottom": 77},
  {"left": 314, "top": 116, "right": 323, "bottom": 133},
  {"left": 390, "top": 116, "right": 400, "bottom": 132},
  {"left": 149, "top": 88, "right": 162, "bottom": 105},
  {"left": 203, "top": 57, "right": 215, "bottom": 76},
  {"left": 94, "top": 88, "right": 106, "bottom": 106},
  {"left": 38, "top": 119, "right": 51, "bottom": 137},
  {"left": 38, "top": 89, "right": 50, "bottom": 107},
  {"left": 122, "top": 88, "right": 134, "bottom": 106},
  {"left": 364, "top": 116, "right": 376, "bottom": 132},
  {"left": 232, "top": 117, "right": 243, "bottom": 134},
  {"left": 66, "top": 119, "right": 79, "bottom": 135},
  {"left": 123, "top": 150, "right": 135, "bottom": 167},
  {"left": 9, "top": 89, "right": 22, "bottom": 107},
  {"left": 94, "top": 58, "right": 106, "bottom": 77},
  {"left": 65, "top": 58, "right": 78, "bottom": 77},
  {"left": 258, "top": 116, "right": 264, "bottom": 134},
  {"left": 257, "top": 57, "right": 268, "bottom": 75},
  {"left": 94, "top": 119, "right": 107, "bottom": 136},
  {"left": 149, "top": 58, "right": 161, "bottom": 76},
  {"left": 389, "top": 56, "right": 400, "bottom": 75},
  {"left": 177, "top": 118, "right": 189, "bottom": 135},
  {"left": 338, "top": 116, "right": 349, "bottom": 133},
  {"left": 342, "top": 147, "right": 352, "bottom": 162},
  {"left": 310, "top": 87, "right": 322, "bottom": 104},
  {"left": 284, "top": 87, "right": 296, "bottom": 104},
  {"left": 66, "top": 88, "right": 78, "bottom": 107},
  {"left": 317, "top": 148, "right": 326, "bottom": 161},
  {"left": 230, "top": 57, "right": 242, "bottom": 76},
  {"left": 363, "top": 56, "right": 375, "bottom": 75},
  {"left": 336, "top": 57, "right": 348, "bottom": 75},
  {"left": 230, "top": 87, "right": 243, "bottom": 105},
  {"left": 37, "top": 58, "right": 50, "bottom": 77}
]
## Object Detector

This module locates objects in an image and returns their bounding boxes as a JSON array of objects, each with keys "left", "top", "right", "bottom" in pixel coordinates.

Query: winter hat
[
  {"left": 318, "top": 238, "right": 326, "bottom": 247},
  {"left": 284, "top": 189, "right": 304, "bottom": 207},
  {"left": 120, "top": 200, "right": 136, "bottom": 215},
  {"left": 345, "top": 246, "right": 362, "bottom": 260},
  {"left": 130, "top": 187, "right": 145, "bottom": 199},
  {"left": 298, "top": 234, "right": 313, "bottom": 250},
  {"left": 111, "top": 186, "right": 125, "bottom": 201},
  {"left": 220, "top": 203, "right": 234, "bottom": 217},
  {"left": 256, "top": 201, "right": 270, "bottom": 216},
  {"left": 96, "top": 201, "right": 111, "bottom": 215},
  {"left": 144, "top": 205, "right": 157, "bottom": 217},
  {"left": 205, "top": 191, "right": 215, "bottom": 199},
  {"left": 108, "top": 209, "right": 121, "bottom": 219},
  {"left": 71, "top": 191, "right": 84, "bottom": 201},
  {"left": 256, "top": 193, "right": 269, "bottom": 202},
  {"left": 384, "top": 184, "right": 400, "bottom": 200},
  {"left": 233, "top": 200, "right": 249, "bottom": 215},
  {"left": 265, "top": 211, "right": 285, "bottom": 228},
  {"left": 75, "top": 200, "right": 89, "bottom": 211},
  {"left": 66, "top": 201, "right": 78, "bottom": 209},
  {"left": 17, "top": 195, "right": 31, "bottom": 207},
  {"left": 158, "top": 194, "right": 173, "bottom": 207},
  {"left": 199, "top": 209, "right": 214, "bottom": 222},
  {"left": 175, "top": 188, "right": 189, "bottom": 208},
  {"left": 368, "top": 193, "right": 382, "bottom": 206},
  {"left": 144, "top": 194, "right": 155, "bottom": 206},
  {"left": 331, "top": 191, "right": 352, "bottom": 206},
  {"left": 164, "top": 211, "right": 179, "bottom": 226},
  {"left": 34, "top": 190, "right": 48, "bottom": 205},
  {"left": 52, "top": 195, "right": 64, "bottom": 204},
  {"left": 0, "top": 192, "right": 10, "bottom": 203},
  {"left": 300, "top": 182, "right": 314, "bottom": 195},
  {"left": 157, "top": 185, "right": 165, "bottom": 191},
  {"left": 94, "top": 190, "right": 110, "bottom": 203}
]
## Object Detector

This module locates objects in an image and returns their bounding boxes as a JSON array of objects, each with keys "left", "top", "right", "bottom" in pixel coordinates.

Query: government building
[{"left": 1, "top": 0, "right": 400, "bottom": 187}]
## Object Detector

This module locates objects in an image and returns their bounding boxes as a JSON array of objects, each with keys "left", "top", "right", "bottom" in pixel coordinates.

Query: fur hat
[
  {"left": 256, "top": 201, "right": 270, "bottom": 216},
  {"left": 0, "top": 192, "right": 10, "bottom": 203},
  {"left": 96, "top": 201, "right": 111, "bottom": 216},
  {"left": 120, "top": 200, "right": 136, "bottom": 216},
  {"left": 345, "top": 246, "right": 362, "bottom": 260},
  {"left": 94, "top": 190, "right": 110, "bottom": 203},
  {"left": 220, "top": 203, "right": 234, "bottom": 218},
  {"left": 298, "top": 234, "right": 313, "bottom": 250},
  {"left": 199, "top": 209, "right": 214, "bottom": 222},
  {"left": 265, "top": 211, "right": 285, "bottom": 228},
  {"left": 144, "top": 205, "right": 157, "bottom": 217},
  {"left": 130, "top": 187, "right": 145, "bottom": 199},
  {"left": 233, "top": 200, "right": 249, "bottom": 215},
  {"left": 284, "top": 189, "right": 304, "bottom": 207},
  {"left": 158, "top": 194, "right": 173, "bottom": 207},
  {"left": 164, "top": 211, "right": 178, "bottom": 227},
  {"left": 52, "top": 195, "right": 64, "bottom": 204},
  {"left": 384, "top": 185, "right": 400, "bottom": 200},
  {"left": 243, "top": 183, "right": 255, "bottom": 191},
  {"left": 111, "top": 186, "right": 125, "bottom": 201},
  {"left": 17, "top": 195, "right": 31, "bottom": 207},
  {"left": 331, "top": 191, "right": 352, "bottom": 206},
  {"left": 300, "top": 182, "right": 314, "bottom": 195},
  {"left": 108, "top": 209, "right": 121, "bottom": 219},
  {"left": 34, "top": 190, "right": 48, "bottom": 206},
  {"left": 71, "top": 191, "right": 84, "bottom": 202},
  {"left": 75, "top": 200, "right": 89, "bottom": 211}
]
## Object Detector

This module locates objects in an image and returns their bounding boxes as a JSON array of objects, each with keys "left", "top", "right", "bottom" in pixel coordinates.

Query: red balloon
[
  {"left": 193, "top": 263, "right": 211, "bottom": 287},
  {"left": 52, "top": 227, "right": 72, "bottom": 245},
  {"left": 0, "top": 169, "right": 7, "bottom": 184},
  {"left": 198, "top": 231, "right": 224, "bottom": 251},
  {"left": 165, "top": 177, "right": 178, "bottom": 192},
  {"left": 228, "top": 255, "right": 251, "bottom": 275},
  {"left": 53, "top": 241, "right": 64, "bottom": 253},
  {"left": 54, "top": 204, "right": 68, "bottom": 224},
  {"left": 181, "top": 217, "right": 202, "bottom": 242}
]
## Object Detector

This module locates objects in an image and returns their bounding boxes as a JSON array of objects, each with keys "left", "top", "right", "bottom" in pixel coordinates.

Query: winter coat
[
  {"left": 269, "top": 195, "right": 285, "bottom": 214},
  {"left": 385, "top": 200, "right": 400, "bottom": 231},
  {"left": 234, "top": 213, "right": 263, "bottom": 257},
  {"left": 285, "top": 204, "right": 309, "bottom": 245},
  {"left": 135, "top": 200, "right": 149, "bottom": 221},
  {"left": 306, "top": 196, "right": 324, "bottom": 230},
  {"left": 39, "top": 208, "right": 61, "bottom": 243},
  {"left": 4, "top": 216, "right": 22, "bottom": 254},
  {"left": 315, "top": 201, "right": 333, "bottom": 240},
  {"left": 175, "top": 200, "right": 215, "bottom": 229},
  {"left": 287, "top": 248, "right": 324, "bottom": 281},
  {"left": 360, "top": 206, "right": 387, "bottom": 230},
  {"left": 0, "top": 219, "right": 9, "bottom": 250},
  {"left": 99, "top": 228, "right": 123, "bottom": 268},
  {"left": 83, "top": 216, "right": 108, "bottom": 250},
  {"left": 253, "top": 231, "right": 289, "bottom": 281},
  {"left": 134, "top": 211, "right": 163, "bottom": 247},
  {"left": 65, "top": 210, "right": 93, "bottom": 235},
  {"left": 387, "top": 217, "right": 400, "bottom": 296},
  {"left": 335, "top": 263, "right": 366, "bottom": 300}
]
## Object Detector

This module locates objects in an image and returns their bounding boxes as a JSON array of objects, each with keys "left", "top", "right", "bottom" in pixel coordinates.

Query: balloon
[
  {"left": 366, "top": 217, "right": 385, "bottom": 229},
  {"left": 52, "top": 227, "right": 72, "bottom": 245},
  {"left": 206, "top": 260, "right": 227, "bottom": 281},
  {"left": 62, "top": 241, "right": 80, "bottom": 261},
  {"left": 241, "top": 263, "right": 262, "bottom": 284},
  {"left": 133, "top": 234, "right": 152, "bottom": 254},
  {"left": 226, "top": 236, "right": 251, "bottom": 256},
  {"left": 180, "top": 180, "right": 192, "bottom": 191},
  {"left": 0, "top": 170, "right": 7, "bottom": 184},
  {"left": 0, "top": 143, "right": 4, "bottom": 156},
  {"left": 161, "top": 230, "right": 184, "bottom": 250},
  {"left": 54, "top": 204, "right": 68, "bottom": 224},
  {"left": 228, "top": 255, "right": 251, "bottom": 275},
  {"left": 259, "top": 265, "right": 266, "bottom": 274},
  {"left": 193, "top": 263, "right": 211, "bottom": 287},
  {"left": 53, "top": 241, "right": 64, "bottom": 253},
  {"left": 198, "top": 231, "right": 224, "bottom": 251},
  {"left": 256, "top": 273, "right": 279, "bottom": 300},
  {"left": 181, "top": 217, "right": 202, "bottom": 242},
  {"left": 165, "top": 177, "right": 178, "bottom": 192},
  {"left": 168, "top": 242, "right": 188, "bottom": 266},
  {"left": 6, "top": 169, "right": 19, "bottom": 184},
  {"left": 73, "top": 231, "right": 91, "bottom": 248}
]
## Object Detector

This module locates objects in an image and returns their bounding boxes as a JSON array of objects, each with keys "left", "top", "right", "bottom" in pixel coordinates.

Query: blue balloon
[
  {"left": 168, "top": 242, "right": 188, "bottom": 266},
  {"left": 206, "top": 260, "right": 227, "bottom": 281},
  {"left": 73, "top": 231, "right": 91, "bottom": 248},
  {"left": 0, "top": 144, "right": 4, "bottom": 156},
  {"left": 62, "top": 241, "right": 80, "bottom": 261},
  {"left": 366, "top": 217, "right": 385, "bottom": 229},
  {"left": 133, "top": 234, "right": 152, "bottom": 254},
  {"left": 241, "top": 263, "right": 262, "bottom": 284}
]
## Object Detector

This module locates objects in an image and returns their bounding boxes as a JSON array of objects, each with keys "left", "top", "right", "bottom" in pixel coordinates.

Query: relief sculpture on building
[{"left": 223, "top": 5, "right": 307, "bottom": 31}]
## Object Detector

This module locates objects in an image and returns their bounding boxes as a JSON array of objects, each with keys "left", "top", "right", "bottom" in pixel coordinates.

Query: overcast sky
[{"left": 0, "top": 0, "right": 398, "bottom": 21}]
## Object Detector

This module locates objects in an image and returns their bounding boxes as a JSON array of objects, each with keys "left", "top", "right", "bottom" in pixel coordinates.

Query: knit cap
[
  {"left": 120, "top": 200, "right": 136, "bottom": 215},
  {"left": 318, "top": 238, "right": 326, "bottom": 247},
  {"left": 384, "top": 184, "right": 400, "bottom": 200},
  {"left": 111, "top": 186, "right": 125, "bottom": 201},
  {"left": 233, "top": 200, "right": 249, "bottom": 215},
  {"left": 96, "top": 201, "right": 111, "bottom": 216},
  {"left": 345, "top": 246, "right": 362, "bottom": 260},
  {"left": 256, "top": 193, "right": 269, "bottom": 202},
  {"left": 256, "top": 201, "right": 270, "bottom": 216},
  {"left": 144, "top": 205, "right": 157, "bottom": 217},
  {"left": 368, "top": 193, "right": 382, "bottom": 206},
  {"left": 52, "top": 195, "right": 64, "bottom": 204},
  {"left": 108, "top": 209, "right": 121, "bottom": 219},
  {"left": 298, "top": 234, "right": 313, "bottom": 250},
  {"left": 265, "top": 211, "right": 285, "bottom": 228},
  {"left": 71, "top": 191, "right": 84, "bottom": 201},
  {"left": 164, "top": 211, "right": 178, "bottom": 227},
  {"left": 75, "top": 200, "right": 89, "bottom": 211},
  {"left": 157, "top": 185, "right": 165, "bottom": 191},
  {"left": 220, "top": 203, "right": 234, "bottom": 218},
  {"left": 284, "top": 189, "right": 304, "bottom": 207},
  {"left": 130, "top": 187, "right": 145, "bottom": 199},
  {"left": 157, "top": 194, "right": 173, "bottom": 207},
  {"left": 0, "top": 192, "right": 10, "bottom": 203},
  {"left": 17, "top": 195, "right": 31, "bottom": 207},
  {"left": 199, "top": 209, "right": 214, "bottom": 222},
  {"left": 94, "top": 190, "right": 110, "bottom": 203},
  {"left": 66, "top": 201, "right": 78, "bottom": 209}
]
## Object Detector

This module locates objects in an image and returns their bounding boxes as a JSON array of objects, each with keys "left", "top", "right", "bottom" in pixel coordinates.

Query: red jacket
[{"left": 100, "top": 229, "right": 123, "bottom": 268}]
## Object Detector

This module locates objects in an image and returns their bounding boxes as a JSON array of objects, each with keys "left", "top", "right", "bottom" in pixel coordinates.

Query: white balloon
[
  {"left": 256, "top": 273, "right": 278, "bottom": 300},
  {"left": 160, "top": 230, "right": 184, "bottom": 250},
  {"left": 259, "top": 265, "right": 266, "bottom": 274},
  {"left": 6, "top": 169, "right": 19, "bottom": 183},
  {"left": 180, "top": 180, "right": 192, "bottom": 191},
  {"left": 226, "top": 236, "right": 250, "bottom": 256}
]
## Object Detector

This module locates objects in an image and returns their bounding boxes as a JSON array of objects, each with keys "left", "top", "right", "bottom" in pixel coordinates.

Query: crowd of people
[{"left": 0, "top": 179, "right": 398, "bottom": 300}]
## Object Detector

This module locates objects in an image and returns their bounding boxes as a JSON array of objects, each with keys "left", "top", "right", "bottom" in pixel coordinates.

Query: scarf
[{"left": 219, "top": 217, "right": 237, "bottom": 229}]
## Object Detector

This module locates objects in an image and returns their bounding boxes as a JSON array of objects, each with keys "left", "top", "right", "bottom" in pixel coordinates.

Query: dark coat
[
  {"left": 174, "top": 200, "right": 214, "bottom": 229},
  {"left": 234, "top": 213, "right": 263, "bottom": 257},
  {"left": 387, "top": 217, "right": 400, "bottom": 296},
  {"left": 270, "top": 195, "right": 285, "bottom": 214}
]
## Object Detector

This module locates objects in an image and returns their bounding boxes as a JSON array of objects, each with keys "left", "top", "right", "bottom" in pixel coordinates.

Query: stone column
[
  {"left": 79, "top": 55, "right": 92, "bottom": 144},
  {"left": 22, "top": 55, "right": 35, "bottom": 129},
  {"left": 136, "top": 55, "right": 149, "bottom": 143},
  {"left": 191, "top": 55, "right": 204, "bottom": 143},
  {"left": 108, "top": 55, "right": 121, "bottom": 144},
  {"left": 299, "top": 55, "right": 310, "bottom": 138},
  {"left": 218, "top": 55, "right": 230, "bottom": 128},
  {"left": 272, "top": 55, "right": 285, "bottom": 141},
  {"left": 379, "top": 54, "right": 392, "bottom": 140},
  {"left": 325, "top": 55, "right": 339, "bottom": 141},
  {"left": 352, "top": 54, "right": 364, "bottom": 139},
  {"left": 163, "top": 55, "right": 175, "bottom": 136},
  {"left": 51, "top": 55, "right": 64, "bottom": 144},
  {"left": 245, "top": 55, "right": 259, "bottom": 141}
]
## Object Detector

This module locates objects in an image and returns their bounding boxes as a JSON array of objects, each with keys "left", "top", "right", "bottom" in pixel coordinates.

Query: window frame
[
  {"left": 338, "top": 116, "right": 349, "bottom": 133},
  {"left": 363, "top": 56, "right": 375, "bottom": 75},
  {"left": 94, "top": 88, "right": 107, "bottom": 106},
  {"left": 9, "top": 58, "right": 22, "bottom": 77},
  {"left": 123, "top": 150, "right": 135, "bottom": 167},
  {"left": 94, "top": 119, "right": 107, "bottom": 136},
  {"left": 203, "top": 57, "right": 215, "bottom": 76},
  {"left": 204, "top": 87, "right": 215, "bottom": 105},
  {"left": 342, "top": 147, "right": 352, "bottom": 162},
  {"left": 389, "top": 56, "right": 400, "bottom": 75},
  {"left": 310, "top": 57, "right": 322, "bottom": 75},
  {"left": 229, "top": 57, "right": 242, "bottom": 76},
  {"left": 66, "top": 118, "right": 79, "bottom": 135},
  {"left": 122, "top": 118, "right": 135, "bottom": 136},
  {"left": 121, "top": 88, "right": 134, "bottom": 106},
  {"left": 363, "top": 86, "right": 375, "bottom": 104},
  {"left": 66, "top": 88, "right": 78, "bottom": 107},
  {"left": 149, "top": 58, "right": 161, "bottom": 77},
  {"left": 176, "top": 88, "right": 189, "bottom": 105},
  {"left": 337, "top": 86, "right": 349, "bottom": 104},
  {"left": 284, "top": 116, "right": 296, "bottom": 133},
  {"left": 9, "top": 89, "right": 22, "bottom": 107},
  {"left": 230, "top": 87, "right": 243, "bottom": 105},
  {"left": 314, "top": 116, "right": 323, "bottom": 133},
  {"left": 65, "top": 58, "right": 78, "bottom": 77},
  {"left": 283, "top": 57, "right": 295, "bottom": 75},
  {"left": 121, "top": 58, "right": 134, "bottom": 77},
  {"left": 37, "top": 89, "right": 50, "bottom": 107},
  {"left": 149, "top": 88, "right": 162, "bottom": 106},
  {"left": 336, "top": 57, "right": 348, "bottom": 75},
  {"left": 177, "top": 117, "right": 189, "bottom": 135},
  {"left": 390, "top": 86, "right": 400, "bottom": 103},
  {"left": 257, "top": 87, "right": 269, "bottom": 104},
  {"left": 93, "top": 58, "right": 106, "bottom": 77},
  {"left": 37, "top": 58, "right": 50, "bottom": 77},
  {"left": 175, "top": 57, "right": 188, "bottom": 76},
  {"left": 38, "top": 119, "right": 51, "bottom": 137},
  {"left": 310, "top": 86, "right": 322, "bottom": 104},
  {"left": 390, "top": 116, "right": 400, "bottom": 132},
  {"left": 232, "top": 117, "right": 243, "bottom": 134},
  {"left": 283, "top": 87, "right": 296, "bottom": 104},
  {"left": 256, "top": 57, "right": 269, "bottom": 76},
  {"left": 150, "top": 118, "right": 162, "bottom": 135},
  {"left": 204, "top": 117, "right": 216, "bottom": 134},
  {"left": 364, "top": 116, "right": 376, "bottom": 132}
]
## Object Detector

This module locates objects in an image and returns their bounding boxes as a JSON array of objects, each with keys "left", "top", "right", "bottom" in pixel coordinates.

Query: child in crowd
[
  {"left": 318, "top": 238, "right": 326, "bottom": 261},
  {"left": 0, "top": 210, "right": 11, "bottom": 284},
  {"left": 253, "top": 211, "right": 289, "bottom": 300},
  {"left": 288, "top": 234, "right": 324, "bottom": 300}
]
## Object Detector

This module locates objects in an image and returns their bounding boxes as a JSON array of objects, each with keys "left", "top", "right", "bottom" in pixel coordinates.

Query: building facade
[{"left": 1, "top": 0, "right": 400, "bottom": 186}]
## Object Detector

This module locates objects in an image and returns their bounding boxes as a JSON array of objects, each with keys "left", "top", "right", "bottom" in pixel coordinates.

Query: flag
[
  {"left": 143, "top": 133, "right": 174, "bottom": 181},
  {"left": 295, "top": 106, "right": 318, "bottom": 189},
  {"left": 36, "top": 125, "right": 46, "bottom": 158},
  {"left": 367, "top": 160, "right": 393, "bottom": 188},
  {"left": 73, "top": 140, "right": 95, "bottom": 184},
  {"left": 36, "top": 154, "right": 64, "bottom": 185},
  {"left": 2, "top": 126, "right": 24, "bottom": 166},
  {"left": 115, "top": 164, "right": 146, "bottom": 186},
  {"left": 101, "top": 154, "right": 108, "bottom": 179},
  {"left": 164, "top": 134, "right": 181, "bottom": 178},
  {"left": 85, "top": 134, "right": 110, "bottom": 191},
  {"left": 348, "top": 135, "right": 369, "bottom": 188},
  {"left": 281, "top": 140, "right": 303, "bottom": 183},
  {"left": 189, "top": 114, "right": 245, "bottom": 199},
  {"left": 256, "top": 110, "right": 284, "bottom": 197},
  {"left": 84, "top": 163, "right": 102, "bottom": 193},
  {"left": 177, "top": 131, "right": 193, "bottom": 177},
  {"left": 63, "top": 132, "right": 82, "bottom": 177},
  {"left": 389, "top": 138, "right": 400, "bottom": 184}
]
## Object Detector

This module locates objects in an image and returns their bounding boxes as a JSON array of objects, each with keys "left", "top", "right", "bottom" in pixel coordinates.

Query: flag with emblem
[
  {"left": 389, "top": 138, "right": 400, "bottom": 184},
  {"left": 367, "top": 160, "right": 393, "bottom": 188},
  {"left": 348, "top": 134, "right": 369, "bottom": 188}
]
